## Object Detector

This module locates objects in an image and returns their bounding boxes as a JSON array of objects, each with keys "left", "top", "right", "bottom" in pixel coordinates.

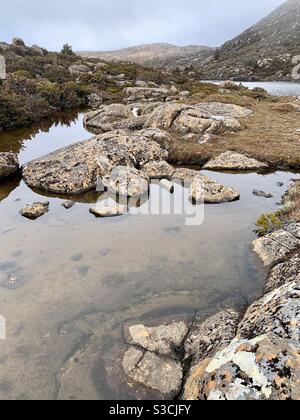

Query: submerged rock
[
  {"left": 19, "top": 202, "right": 49, "bottom": 220},
  {"left": 203, "top": 151, "right": 269, "bottom": 171},
  {"left": 61, "top": 200, "right": 75, "bottom": 210},
  {"left": 253, "top": 224, "right": 300, "bottom": 266},
  {"left": 0, "top": 153, "right": 19, "bottom": 179},
  {"left": 253, "top": 190, "right": 274, "bottom": 198},
  {"left": 189, "top": 175, "right": 240, "bottom": 204},
  {"left": 183, "top": 334, "right": 300, "bottom": 401},
  {"left": 22, "top": 130, "right": 168, "bottom": 195}
]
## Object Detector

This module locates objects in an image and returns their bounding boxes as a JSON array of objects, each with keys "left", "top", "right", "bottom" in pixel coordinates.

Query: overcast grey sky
[{"left": 1, "top": 0, "right": 285, "bottom": 51}]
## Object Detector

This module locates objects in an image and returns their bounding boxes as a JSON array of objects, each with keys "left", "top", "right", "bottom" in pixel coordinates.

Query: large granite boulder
[
  {"left": 22, "top": 130, "right": 168, "bottom": 195},
  {"left": 189, "top": 175, "right": 240, "bottom": 204},
  {"left": 0, "top": 153, "right": 19, "bottom": 179},
  {"left": 183, "top": 334, "right": 300, "bottom": 400},
  {"left": 253, "top": 223, "right": 300, "bottom": 266},
  {"left": 203, "top": 151, "right": 269, "bottom": 171}
]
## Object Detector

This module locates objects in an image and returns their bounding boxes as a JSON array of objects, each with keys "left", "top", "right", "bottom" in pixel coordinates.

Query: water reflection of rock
[
  {"left": 0, "top": 111, "right": 80, "bottom": 156},
  {"left": 0, "top": 177, "right": 21, "bottom": 202}
]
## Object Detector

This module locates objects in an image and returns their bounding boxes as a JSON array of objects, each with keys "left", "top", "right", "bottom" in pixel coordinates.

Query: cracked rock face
[
  {"left": 253, "top": 224, "right": 300, "bottom": 266},
  {"left": 189, "top": 175, "right": 240, "bottom": 204},
  {"left": 22, "top": 130, "right": 168, "bottom": 195},
  {"left": 125, "top": 321, "right": 188, "bottom": 358},
  {"left": 265, "top": 251, "right": 300, "bottom": 293},
  {"left": 203, "top": 151, "right": 269, "bottom": 171},
  {"left": 183, "top": 334, "right": 300, "bottom": 401},
  {"left": 238, "top": 276, "right": 300, "bottom": 342},
  {"left": 185, "top": 310, "right": 240, "bottom": 366},
  {"left": 121, "top": 347, "right": 183, "bottom": 400},
  {"left": 0, "top": 152, "right": 19, "bottom": 179}
]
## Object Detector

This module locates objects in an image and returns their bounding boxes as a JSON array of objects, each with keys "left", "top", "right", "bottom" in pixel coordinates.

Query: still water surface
[{"left": 0, "top": 112, "right": 297, "bottom": 399}]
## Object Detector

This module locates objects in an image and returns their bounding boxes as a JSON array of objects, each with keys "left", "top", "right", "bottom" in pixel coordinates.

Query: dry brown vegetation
[{"left": 169, "top": 94, "right": 300, "bottom": 169}]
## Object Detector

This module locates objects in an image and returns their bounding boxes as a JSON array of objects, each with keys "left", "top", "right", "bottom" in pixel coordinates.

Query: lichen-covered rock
[
  {"left": 142, "top": 161, "right": 175, "bottom": 179},
  {"left": 102, "top": 166, "right": 149, "bottom": 198},
  {"left": 184, "top": 310, "right": 240, "bottom": 366},
  {"left": 0, "top": 153, "right": 19, "bottom": 179},
  {"left": 19, "top": 202, "right": 49, "bottom": 220},
  {"left": 183, "top": 334, "right": 300, "bottom": 401},
  {"left": 124, "top": 321, "right": 188, "bottom": 358},
  {"left": 265, "top": 251, "right": 300, "bottom": 293},
  {"left": 203, "top": 151, "right": 269, "bottom": 171},
  {"left": 238, "top": 276, "right": 300, "bottom": 342},
  {"left": 123, "top": 87, "right": 169, "bottom": 102},
  {"left": 195, "top": 102, "right": 253, "bottom": 118},
  {"left": 172, "top": 168, "right": 200, "bottom": 181},
  {"left": 22, "top": 130, "right": 168, "bottom": 195},
  {"left": 253, "top": 224, "right": 300, "bottom": 266},
  {"left": 189, "top": 175, "right": 240, "bottom": 204}
]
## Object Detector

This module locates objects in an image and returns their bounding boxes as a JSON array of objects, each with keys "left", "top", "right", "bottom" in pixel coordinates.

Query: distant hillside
[
  {"left": 79, "top": 43, "right": 215, "bottom": 70},
  {"left": 199, "top": 0, "right": 300, "bottom": 81}
]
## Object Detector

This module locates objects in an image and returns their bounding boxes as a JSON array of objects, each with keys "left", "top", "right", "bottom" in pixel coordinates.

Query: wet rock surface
[
  {"left": 253, "top": 223, "right": 300, "bottom": 266},
  {"left": 204, "top": 151, "right": 269, "bottom": 171},
  {"left": 0, "top": 153, "right": 19, "bottom": 179},
  {"left": 19, "top": 202, "right": 49, "bottom": 220}
]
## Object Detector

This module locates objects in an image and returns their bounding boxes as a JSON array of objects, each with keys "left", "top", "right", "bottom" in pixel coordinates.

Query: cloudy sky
[{"left": 1, "top": 0, "right": 285, "bottom": 51}]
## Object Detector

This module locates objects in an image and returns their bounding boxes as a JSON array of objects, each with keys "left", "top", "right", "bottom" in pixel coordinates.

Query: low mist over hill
[{"left": 79, "top": 43, "right": 215, "bottom": 70}]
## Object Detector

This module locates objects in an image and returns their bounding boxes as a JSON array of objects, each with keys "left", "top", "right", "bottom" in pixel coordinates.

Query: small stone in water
[
  {"left": 253, "top": 190, "right": 274, "bottom": 198},
  {"left": 277, "top": 182, "right": 284, "bottom": 187},
  {"left": 71, "top": 254, "right": 82, "bottom": 262},
  {"left": 62, "top": 200, "right": 75, "bottom": 209}
]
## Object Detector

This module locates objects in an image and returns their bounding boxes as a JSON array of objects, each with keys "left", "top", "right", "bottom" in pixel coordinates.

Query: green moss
[{"left": 255, "top": 213, "right": 283, "bottom": 237}]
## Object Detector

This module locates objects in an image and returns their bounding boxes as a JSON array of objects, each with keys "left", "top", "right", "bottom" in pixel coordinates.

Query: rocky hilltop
[
  {"left": 199, "top": 0, "right": 300, "bottom": 81},
  {"left": 79, "top": 42, "right": 214, "bottom": 70},
  {"left": 79, "top": 1, "right": 300, "bottom": 80}
]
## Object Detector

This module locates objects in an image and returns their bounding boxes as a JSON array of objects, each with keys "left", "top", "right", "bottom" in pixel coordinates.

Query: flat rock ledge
[
  {"left": 190, "top": 175, "right": 240, "bottom": 204},
  {"left": 203, "top": 151, "right": 269, "bottom": 171},
  {"left": 0, "top": 152, "right": 19, "bottom": 179},
  {"left": 103, "top": 246, "right": 300, "bottom": 400}
]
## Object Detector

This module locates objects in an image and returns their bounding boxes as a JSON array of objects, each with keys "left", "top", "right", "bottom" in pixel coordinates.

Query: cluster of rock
[
  {"left": 104, "top": 232, "right": 299, "bottom": 400},
  {"left": 84, "top": 99, "right": 252, "bottom": 144}
]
